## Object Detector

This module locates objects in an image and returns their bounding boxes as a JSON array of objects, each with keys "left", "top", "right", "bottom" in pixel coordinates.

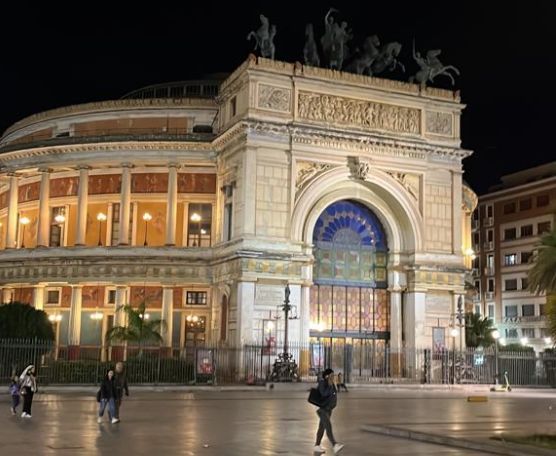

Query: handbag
[{"left": 308, "top": 387, "right": 325, "bottom": 407}]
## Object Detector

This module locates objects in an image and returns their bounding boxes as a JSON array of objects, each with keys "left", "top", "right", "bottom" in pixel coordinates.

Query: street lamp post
[
  {"left": 270, "top": 284, "right": 299, "bottom": 382},
  {"left": 450, "top": 327, "right": 458, "bottom": 384},
  {"left": 96, "top": 212, "right": 107, "bottom": 246},
  {"left": 142, "top": 212, "right": 152, "bottom": 246},
  {"left": 19, "top": 216, "right": 30, "bottom": 248},
  {"left": 492, "top": 329, "right": 500, "bottom": 384}
]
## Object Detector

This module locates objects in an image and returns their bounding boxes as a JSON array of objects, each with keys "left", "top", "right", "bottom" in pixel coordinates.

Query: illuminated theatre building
[{"left": 0, "top": 57, "right": 476, "bottom": 358}]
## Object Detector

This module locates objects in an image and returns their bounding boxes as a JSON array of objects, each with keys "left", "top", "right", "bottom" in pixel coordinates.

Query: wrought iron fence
[{"left": 1, "top": 338, "right": 555, "bottom": 387}]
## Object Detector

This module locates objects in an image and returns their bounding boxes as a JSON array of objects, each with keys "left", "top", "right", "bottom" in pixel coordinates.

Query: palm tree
[
  {"left": 528, "top": 228, "right": 556, "bottom": 341},
  {"left": 105, "top": 301, "right": 166, "bottom": 358},
  {"left": 0, "top": 302, "right": 55, "bottom": 340},
  {"left": 465, "top": 312, "right": 497, "bottom": 348}
]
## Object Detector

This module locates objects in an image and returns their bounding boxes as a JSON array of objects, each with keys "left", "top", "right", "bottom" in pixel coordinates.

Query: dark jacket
[
  {"left": 115, "top": 372, "right": 129, "bottom": 398},
  {"left": 100, "top": 377, "right": 118, "bottom": 400},
  {"left": 317, "top": 378, "right": 337, "bottom": 410}
]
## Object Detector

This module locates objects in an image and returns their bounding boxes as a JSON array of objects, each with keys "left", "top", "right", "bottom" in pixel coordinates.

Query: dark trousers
[
  {"left": 22, "top": 388, "right": 34, "bottom": 415},
  {"left": 11, "top": 394, "right": 20, "bottom": 410},
  {"left": 316, "top": 407, "right": 336, "bottom": 446},
  {"left": 115, "top": 397, "right": 122, "bottom": 419}
]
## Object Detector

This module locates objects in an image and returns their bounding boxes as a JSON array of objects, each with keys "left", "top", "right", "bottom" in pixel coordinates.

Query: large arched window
[{"left": 313, "top": 200, "right": 388, "bottom": 288}]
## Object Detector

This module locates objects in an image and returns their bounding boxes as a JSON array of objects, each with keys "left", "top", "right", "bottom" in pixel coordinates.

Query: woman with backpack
[{"left": 313, "top": 368, "right": 344, "bottom": 454}]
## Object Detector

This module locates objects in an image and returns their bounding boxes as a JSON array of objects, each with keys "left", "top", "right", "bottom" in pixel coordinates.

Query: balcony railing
[
  {"left": 503, "top": 315, "right": 547, "bottom": 324},
  {"left": 483, "top": 216, "right": 494, "bottom": 227},
  {"left": 485, "top": 291, "right": 495, "bottom": 300},
  {"left": 483, "top": 241, "right": 494, "bottom": 251}
]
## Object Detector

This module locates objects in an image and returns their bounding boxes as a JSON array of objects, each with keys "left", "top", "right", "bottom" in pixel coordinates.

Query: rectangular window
[
  {"left": 230, "top": 96, "right": 237, "bottom": 117},
  {"left": 49, "top": 206, "right": 66, "bottom": 247},
  {"left": 505, "top": 279, "right": 518, "bottom": 291},
  {"left": 474, "top": 280, "right": 481, "bottom": 293},
  {"left": 538, "top": 221, "right": 551, "bottom": 235},
  {"left": 537, "top": 194, "right": 549, "bottom": 207},
  {"left": 474, "top": 304, "right": 481, "bottom": 315},
  {"left": 540, "top": 304, "right": 546, "bottom": 316},
  {"left": 506, "top": 328, "right": 518, "bottom": 338},
  {"left": 186, "top": 291, "right": 208, "bottom": 306},
  {"left": 522, "top": 328, "right": 535, "bottom": 338},
  {"left": 486, "top": 254, "right": 494, "bottom": 270},
  {"left": 520, "top": 225, "right": 533, "bottom": 237},
  {"left": 46, "top": 289, "right": 60, "bottom": 305},
  {"left": 488, "top": 304, "right": 495, "bottom": 319},
  {"left": 519, "top": 198, "right": 532, "bottom": 211},
  {"left": 187, "top": 203, "right": 212, "bottom": 247},
  {"left": 472, "top": 257, "right": 480, "bottom": 270},
  {"left": 504, "top": 228, "right": 517, "bottom": 240},
  {"left": 521, "top": 251, "right": 533, "bottom": 264},
  {"left": 487, "top": 229, "right": 494, "bottom": 242},
  {"left": 487, "top": 205, "right": 493, "bottom": 217},
  {"left": 521, "top": 277, "right": 529, "bottom": 290},
  {"left": 522, "top": 304, "right": 535, "bottom": 317},
  {"left": 505, "top": 305, "right": 518, "bottom": 318},
  {"left": 487, "top": 278, "right": 495, "bottom": 293},
  {"left": 503, "top": 202, "right": 516, "bottom": 214},
  {"left": 107, "top": 289, "right": 116, "bottom": 305},
  {"left": 504, "top": 253, "right": 517, "bottom": 266},
  {"left": 473, "top": 232, "right": 480, "bottom": 246},
  {"left": 223, "top": 203, "right": 233, "bottom": 242}
]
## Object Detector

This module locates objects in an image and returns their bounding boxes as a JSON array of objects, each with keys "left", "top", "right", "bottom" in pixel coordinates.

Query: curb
[{"left": 361, "top": 424, "right": 555, "bottom": 456}]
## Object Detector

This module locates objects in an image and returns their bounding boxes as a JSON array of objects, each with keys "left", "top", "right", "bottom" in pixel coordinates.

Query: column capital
[
  {"left": 121, "top": 162, "right": 135, "bottom": 169},
  {"left": 7, "top": 170, "right": 19, "bottom": 178},
  {"left": 75, "top": 164, "right": 92, "bottom": 171},
  {"left": 70, "top": 284, "right": 84, "bottom": 290},
  {"left": 38, "top": 167, "right": 53, "bottom": 174},
  {"left": 167, "top": 163, "right": 181, "bottom": 169}
]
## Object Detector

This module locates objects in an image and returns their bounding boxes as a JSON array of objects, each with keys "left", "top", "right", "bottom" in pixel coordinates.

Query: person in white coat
[{"left": 19, "top": 365, "right": 37, "bottom": 418}]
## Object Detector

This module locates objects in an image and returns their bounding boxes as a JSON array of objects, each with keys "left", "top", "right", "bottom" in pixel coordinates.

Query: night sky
[{"left": 1, "top": 3, "right": 554, "bottom": 194}]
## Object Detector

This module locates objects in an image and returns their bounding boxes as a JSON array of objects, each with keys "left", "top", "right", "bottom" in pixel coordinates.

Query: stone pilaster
[
  {"left": 165, "top": 164, "right": 179, "bottom": 246},
  {"left": 118, "top": 164, "right": 133, "bottom": 245},
  {"left": 6, "top": 173, "right": 19, "bottom": 249},
  {"left": 75, "top": 166, "right": 90, "bottom": 246},
  {"left": 37, "top": 169, "right": 51, "bottom": 247}
]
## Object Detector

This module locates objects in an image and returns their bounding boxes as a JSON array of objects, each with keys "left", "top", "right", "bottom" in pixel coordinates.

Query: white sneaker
[
  {"left": 111, "top": 418, "right": 120, "bottom": 424},
  {"left": 97, "top": 417, "right": 102, "bottom": 423},
  {"left": 21, "top": 412, "right": 27, "bottom": 418},
  {"left": 313, "top": 445, "right": 326, "bottom": 453},
  {"left": 25, "top": 414, "right": 32, "bottom": 419},
  {"left": 333, "top": 443, "right": 344, "bottom": 454}
]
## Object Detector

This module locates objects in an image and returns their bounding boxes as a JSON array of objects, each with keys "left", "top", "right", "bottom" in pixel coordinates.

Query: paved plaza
[{"left": 2, "top": 388, "right": 556, "bottom": 455}]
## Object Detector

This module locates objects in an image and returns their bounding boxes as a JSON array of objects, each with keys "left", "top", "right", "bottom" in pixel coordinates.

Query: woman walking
[
  {"left": 98, "top": 369, "right": 119, "bottom": 424},
  {"left": 314, "top": 368, "right": 344, "bottom": 454},
  {"left": 19, "top": 365, "right": 37, "bottom": 418}
]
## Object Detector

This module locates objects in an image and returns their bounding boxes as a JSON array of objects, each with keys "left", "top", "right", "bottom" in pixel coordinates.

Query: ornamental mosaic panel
[
  {"left": 177, "top": 174, "right": 217, "bottom": 193},
  {"left": 298, "top": 91, "right": 421, "bottom": 135},
  {"left": 132, "top": 173, "right": 168, "bottom": 193},
  {"left": 50, "top": 177, "right": 79, "bottom": 198},
  {"left": 18, "top": 182, "right": 40, "bottom": 203},
  {"left": 88, "top": 174, "right": 121, "bottom": 195}
]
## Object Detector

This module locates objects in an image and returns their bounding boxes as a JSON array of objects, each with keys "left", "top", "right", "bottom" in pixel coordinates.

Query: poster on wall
[
  {"left": 196, "top": 349, "right": 214, "bottom": 375},
  {"left": 432, "top": 327, "right": 446, "bottom": 358},
  {"left": 311, "top": 343, "right": 324, "bottom": 372},
  {"left": 262, "top": 336, "right": 276, "bottom": 355}
]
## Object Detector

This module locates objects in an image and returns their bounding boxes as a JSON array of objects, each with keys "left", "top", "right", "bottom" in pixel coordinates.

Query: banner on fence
[{"left": 196, "top": 349, "right": 214, "bottom": 375}]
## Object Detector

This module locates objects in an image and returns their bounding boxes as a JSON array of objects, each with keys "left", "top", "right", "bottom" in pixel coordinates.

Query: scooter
[{"left": 490, "top": 371, "right": 512, "bottom": 392}]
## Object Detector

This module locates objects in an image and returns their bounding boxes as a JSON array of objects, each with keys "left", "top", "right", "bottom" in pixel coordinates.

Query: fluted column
[
  {"left": 6, "top": 173, "right": 19, "bottom": 249},
  {"left": 161, "top": 286, "right": 174, "bottom": 348},
  {"left": 33, "top": 285, "right": 45, "bottom": 310},
  {"left": 68, "top": 285, "right": 83, "bottom": 346},
  {"left": 37, "top": 169, "right": 51, "bottom": 247},
  {"left": 75, "top": 166, "right": 90, "bottom": 246},
  {"left": 114, "top": 286, "right": 128, "bottom": 327},
  {"left": 118, "top": 164, "right": 133, "bottom": 245},
  {"left": 165, "top": 164, "right": 179, "bottom": 245}
]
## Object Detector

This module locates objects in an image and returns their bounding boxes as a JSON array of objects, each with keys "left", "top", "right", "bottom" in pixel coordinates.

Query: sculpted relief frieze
[
  {"left": 297, "top": 91, "right": 421, "bottom": 135},
  {"left": 257, "top": 84, "right": 292, "bottom": 112},
  {"left": 426, "top": 111, "right": 453, "bottom": 136},
  {"left": 296, "top": 161, "right": 335, "bottom": 196},
  {"left": 386, "top": 171, "right": 420, "bottom": 201}
]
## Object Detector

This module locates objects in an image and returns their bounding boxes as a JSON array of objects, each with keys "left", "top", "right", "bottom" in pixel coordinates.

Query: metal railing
[{"left": 1, "top": 338, "right": 555, "bottom": 386}]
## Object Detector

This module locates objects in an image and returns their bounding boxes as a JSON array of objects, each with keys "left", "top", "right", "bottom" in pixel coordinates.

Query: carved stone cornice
[{"left": 0, "top": 141, "right": 215, "bottom": 165}]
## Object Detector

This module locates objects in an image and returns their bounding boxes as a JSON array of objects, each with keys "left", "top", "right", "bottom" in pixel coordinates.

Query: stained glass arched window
[{"left": 313, "top": 200, "right": 388, "bottom": 288}]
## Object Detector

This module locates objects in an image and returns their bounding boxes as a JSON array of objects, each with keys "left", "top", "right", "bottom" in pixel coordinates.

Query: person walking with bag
[
  {"left": 19, "top": 365, "right": 37, "bottom": 418},
  {"left": 114, "top": 361, "right": 129, "bottom": 420},
  {"left": 313, "top": 368, "right": 344, "bottom": 454}
]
